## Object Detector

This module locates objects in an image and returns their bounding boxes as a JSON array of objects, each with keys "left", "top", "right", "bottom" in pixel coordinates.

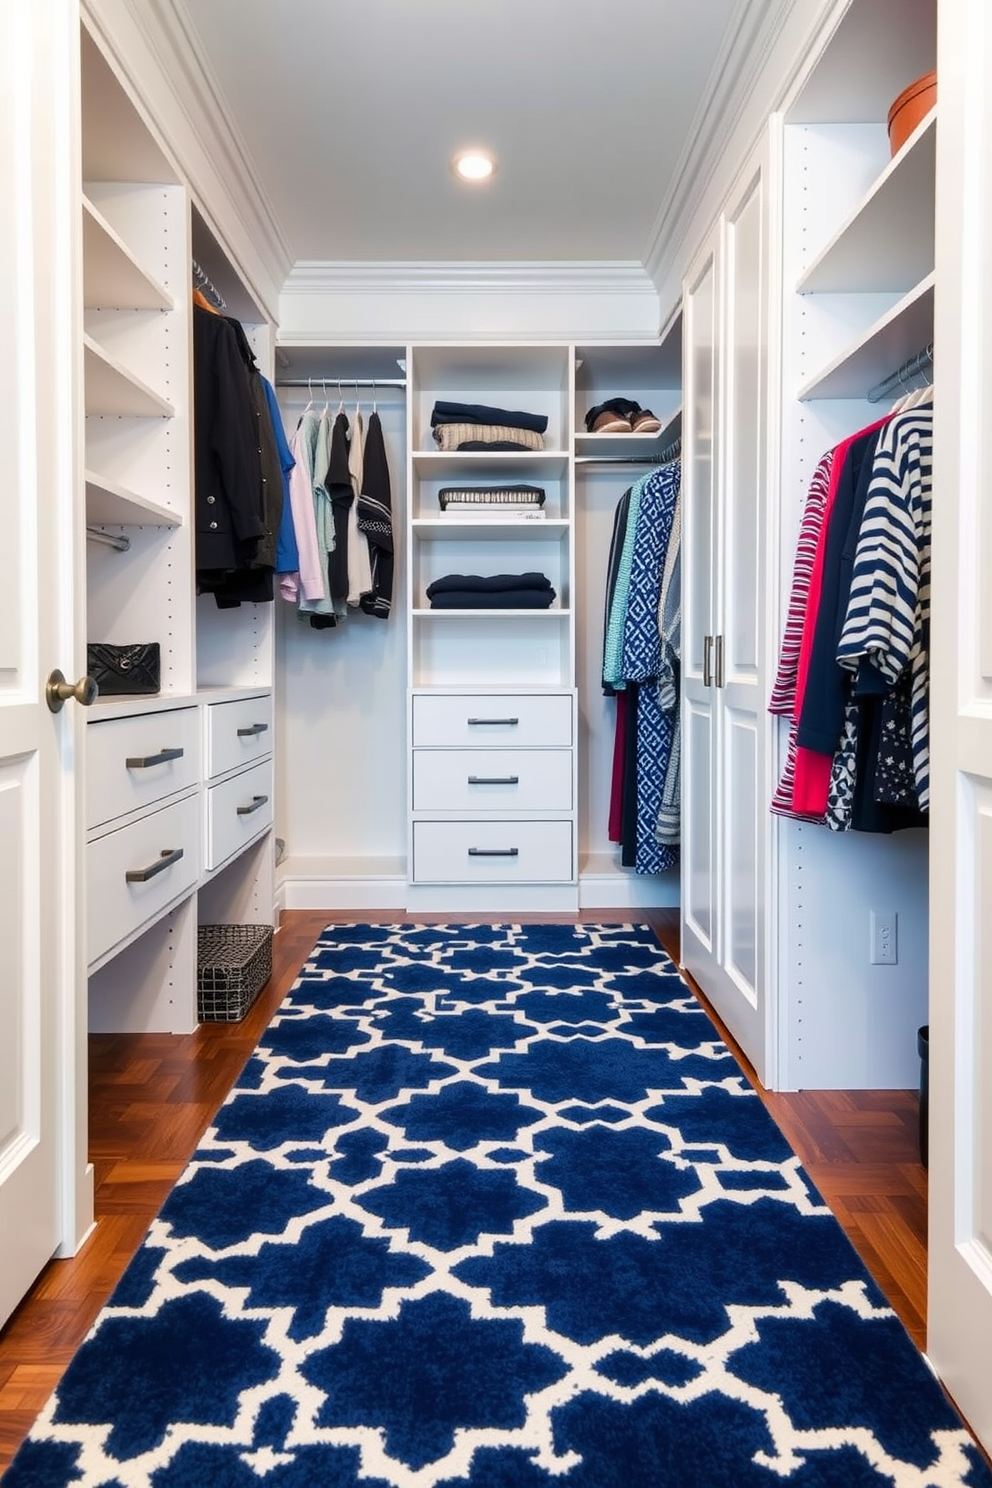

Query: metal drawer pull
[
  {"left": 237, "top": 723, "right": 269, "bottom": 737},
  {"left": 714, "top": 633, "right": 725, "bottom": 689},
  {"left": 125, "top": 747, "right": 185, "bottom": 769},
  {"left": 468, "top": 847, "right": 519, "bottom": 857},
  {"left": 468, "top": 775, "right": 519, "bottom": 785},
  {"left": 467, "top": 717, "right": 519, "bottom": 726},
  {"left": 125, "top": 847, "right": 184, "bottom": 883},
  {"left": 703, "top": 634, "right": 713, "bottom": 688},
  {"left": 237, "top": 794, "right": 269, "bottom": 816}
]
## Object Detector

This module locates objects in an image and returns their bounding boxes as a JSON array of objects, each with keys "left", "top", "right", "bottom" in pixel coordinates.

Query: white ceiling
[{"left": 179, "top": 0, "right": 750, "bottom": 268}]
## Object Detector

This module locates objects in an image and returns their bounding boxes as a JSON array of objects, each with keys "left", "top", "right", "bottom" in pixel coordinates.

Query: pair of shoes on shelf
[{"left": 584, "top": 398, "right": 662, "bottom": 435}]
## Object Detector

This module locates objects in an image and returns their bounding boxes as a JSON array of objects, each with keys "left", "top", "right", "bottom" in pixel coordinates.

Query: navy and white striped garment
[{"left": 835, "top": 404, "right": 933, "bottom": 810}]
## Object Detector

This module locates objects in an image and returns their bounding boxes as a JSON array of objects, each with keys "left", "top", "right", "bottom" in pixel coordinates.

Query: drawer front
[
  {"left": 412, "top": 694, "right": 572, "bottom": 749},
  {"left": 87, "top": 707, "right": 200, "bottom": 829},
  {"left": 412, "top": 820, "right": 573, "bottom": 884},
  {"left": 413, "top": 749, "right": 573, "bottom": 811},
  {"left": 206, "top": 758, "right": 274, "bottom": 871},
  {"left": 88, "top": 792, "right": 200, "bottom": 965},
  {"left": 206, "top": 694, "right": 274, "bottom": 779}
]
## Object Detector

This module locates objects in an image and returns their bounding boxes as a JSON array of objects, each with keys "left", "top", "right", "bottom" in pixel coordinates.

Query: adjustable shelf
[
  {"left": 85, "top": 469, "right": 180, "bottom": 527},
  {"left": 412, "top": 518, "right": 568, "bottom": 541},
  {"left": 798, "top": 108, "right": 936, "bottom": 293},
  {"left": 83, "top": 333, "right": 174, "bottom": 417},
  {"left": 798, "top": 273, "right": 934, "bottom": 400},
  {"left": 413, "top": 450, "right": 570, "bottom": 480},
  {"left": 82, "top": 195, "right": 173, "bottom": 312}
]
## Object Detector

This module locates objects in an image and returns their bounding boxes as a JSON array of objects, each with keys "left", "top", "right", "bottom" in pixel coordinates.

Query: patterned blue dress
[{"left": 618, "top": 461, "right": 681, "bottom": 873}]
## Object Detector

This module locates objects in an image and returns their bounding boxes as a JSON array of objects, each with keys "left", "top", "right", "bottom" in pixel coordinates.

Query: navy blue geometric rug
[{"left": 6, "top": 923, "right": 989, "bottom": 1487}]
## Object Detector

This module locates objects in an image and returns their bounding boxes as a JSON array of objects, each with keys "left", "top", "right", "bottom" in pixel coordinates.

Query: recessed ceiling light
[{"left": 452, "top": 148, "right": 498, "bottom": 183}]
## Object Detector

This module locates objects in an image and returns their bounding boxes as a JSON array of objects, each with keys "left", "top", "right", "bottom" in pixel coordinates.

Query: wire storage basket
[{"left": 197, "top": 924, "right": 273, "bottom": 1022}]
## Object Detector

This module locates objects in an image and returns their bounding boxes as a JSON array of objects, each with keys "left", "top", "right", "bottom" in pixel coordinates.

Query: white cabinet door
[
  {"left": 927, "top": 0, "right": 992, "bottom": 1453},
  {"left": 681, "top": 132, "right": 774, "bottom": 1083},
  {"left": 0, "top": 0, "right": 85, "bottom": 1327}
]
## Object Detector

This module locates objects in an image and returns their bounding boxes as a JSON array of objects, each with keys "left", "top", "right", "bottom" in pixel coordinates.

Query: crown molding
[
  {"left": 643, "top": 0, "right": 808, "bottom": 287},
  {"left": 88, "top": 0, "right": 292, "bottom": 310},
  {"left": 283, "top": 261, "right": 659, "bottom": 298}
]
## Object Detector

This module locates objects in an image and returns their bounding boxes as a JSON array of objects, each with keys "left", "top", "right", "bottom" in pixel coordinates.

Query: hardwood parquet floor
[{"left": 0, "top": 908, "right": 928, "bottom": 1473}]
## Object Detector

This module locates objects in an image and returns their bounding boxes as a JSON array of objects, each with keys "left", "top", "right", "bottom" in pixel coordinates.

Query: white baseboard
[
  {"left": 277, "top": 856, "right": 680, "bottom": 914},
  {"left": 579, "top": 856, "right": 680, "bottom": 909}
]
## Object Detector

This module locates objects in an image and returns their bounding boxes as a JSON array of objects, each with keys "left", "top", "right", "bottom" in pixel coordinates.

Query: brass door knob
[{"left": 46, "top": 668, "right": 99, "bottom": 713}]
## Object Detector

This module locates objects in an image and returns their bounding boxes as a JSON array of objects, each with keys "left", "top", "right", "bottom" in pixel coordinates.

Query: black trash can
[{"left": 917, "top": 1024, "right": 929, "bottom": 1169}]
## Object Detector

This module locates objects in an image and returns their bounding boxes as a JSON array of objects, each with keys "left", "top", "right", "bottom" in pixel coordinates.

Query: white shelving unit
[
  {"left": 80, "top": 19, "right": 276, "bottom": 1035},
  {"left": 573, "top": 331, "right": 682, "bottom": 907},
  {"left": 771, "top": 0, "right": 936, "bottom": 1089},
  {"left": 406, "top": 343, "right": 577, "bottom": 911}
]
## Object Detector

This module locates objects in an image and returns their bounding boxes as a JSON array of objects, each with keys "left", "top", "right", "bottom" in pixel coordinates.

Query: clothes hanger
[
  {"left": 192, "top": 286, "right": 221, "bottom": 315},
  {"left": 304, "top": 377, "right": 315, "bottom": 415},
  {"left": 888, "top": 361, "right": 914, "bottom": 416}
]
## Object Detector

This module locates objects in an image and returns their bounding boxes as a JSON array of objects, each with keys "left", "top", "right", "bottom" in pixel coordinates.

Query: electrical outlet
[{"left": 870, "top": 911, "right": 898, "bottom": 965}]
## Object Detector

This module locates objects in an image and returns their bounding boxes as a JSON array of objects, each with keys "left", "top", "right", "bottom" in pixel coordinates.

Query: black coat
[{"left": 193, "top": 305, "right": 264, "bottom": 575}]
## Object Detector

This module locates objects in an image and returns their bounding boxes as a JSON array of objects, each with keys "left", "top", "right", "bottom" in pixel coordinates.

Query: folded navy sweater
[
  {"left": 426, "top": 571, "right": 553, "bottom": 597},
  {"left": 428, "top": 589, "right": 556, "bottom": 610},
  {"left": 430, "top": 400, "right": 548, "bottom": 435}
]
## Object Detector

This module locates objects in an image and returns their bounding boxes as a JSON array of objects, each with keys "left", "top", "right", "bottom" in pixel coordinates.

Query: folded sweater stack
[
  {"left": 426, "top": 572, "right": 556, "bottom": 610},
  {"left": 431, "top": 400, "right": 548, "bottom": 452}
]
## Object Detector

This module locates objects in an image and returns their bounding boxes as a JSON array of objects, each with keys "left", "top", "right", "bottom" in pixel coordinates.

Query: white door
[
  {"left": 0, "top": 0, "right": 87, "bottom": 1326},
  {"left": 681, "top": 134, "right": 775, "bottom": 1083},
  {"left": 926, "top": 0, "right": 992, "bottom": 1453},
  {"left": 681, "top": 225, "right": 721, "bottom": 1003}
]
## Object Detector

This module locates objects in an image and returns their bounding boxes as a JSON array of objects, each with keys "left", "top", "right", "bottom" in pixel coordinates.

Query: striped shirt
[{"left": 836, "top": 405, "right": 933, "bottom": 809}]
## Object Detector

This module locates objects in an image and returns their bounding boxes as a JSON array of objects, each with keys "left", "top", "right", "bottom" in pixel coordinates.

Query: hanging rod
[
  {"left": 191, "top": 258, "right": 227, "bottom": 311},
  {"left": 86, "top": 526, "right": 131, "bottom": 552},
  {"left": 866, "top": 341, "right": 933, "bottom": 403},
  {"left": 275, "top": 377, "right": 407, "bottom": 389}
]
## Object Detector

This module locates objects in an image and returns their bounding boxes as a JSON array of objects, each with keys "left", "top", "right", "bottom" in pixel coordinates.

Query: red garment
[
  {"left": 790, "top": 416, "right": 890, "bottom": 816},
  {"left": 608, "top": 692, "right": 628, "bottom": 843},
  {"left": 770, "top": 452, "right": 833, "bottom": 821}
]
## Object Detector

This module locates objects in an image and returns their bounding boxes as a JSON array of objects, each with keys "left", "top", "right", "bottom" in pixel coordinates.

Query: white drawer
[
  {"left": 206, "top": 758, "right": 273, "bottom": 871},
  {"left": 205, "top": 694, "right": 273, "bottom": 779},
  {"left": 412, "top": 820, "right": 573, "bottom": 883},
  {"left": 413, "top": 749, "right": 573, "bottom": 811},
  {"left": 412, "top": 694, "right": 572, "bottom": 749},
  {"left": 87, "top": 792, "right": 200, "bottom": 966},
  {"left": 87, "top": 707, "right": 200, "bottom": 830}
]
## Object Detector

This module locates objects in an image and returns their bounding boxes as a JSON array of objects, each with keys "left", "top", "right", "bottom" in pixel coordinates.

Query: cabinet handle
[
  {"left": 703, "top": 635, "right": 713, "bottom": 687},
  {"left": 237, "top": 723, "right": 269, "bottom": 737},
  {"left": 467, "top": 717, "right": 519, "bottom": 727},
  {"left": 125, "top": 747, "right": 184, "bottom": 769},
  {"left": 125, "top": 847, "right": 184, "bottom": 883},
  {"left": 714, "top": 634, "right": 725, "bottom": 688},
  {"left": 468, "top": 847, "right": 519, "bottom": 857},
  {"left": 237, "top": 794, "right": 269, "bottom": 816},
  {"left": 468, "top": 775, "right": 520, "bottom": 785}
]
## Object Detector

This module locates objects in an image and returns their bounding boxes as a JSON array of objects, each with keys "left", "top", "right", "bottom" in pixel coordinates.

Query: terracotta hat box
[{"left": 888, "top": 69, "right": 937, "bottom": 156}]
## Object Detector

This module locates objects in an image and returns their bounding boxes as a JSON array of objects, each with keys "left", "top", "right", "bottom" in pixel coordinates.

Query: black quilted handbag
[{"left": 86, "top": 642, "right": 161, "bottom": 696}]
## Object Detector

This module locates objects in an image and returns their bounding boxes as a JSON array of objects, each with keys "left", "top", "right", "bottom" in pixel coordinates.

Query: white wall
[{"left": 274, "top": 387, "right": 409, "bottom": 896}]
